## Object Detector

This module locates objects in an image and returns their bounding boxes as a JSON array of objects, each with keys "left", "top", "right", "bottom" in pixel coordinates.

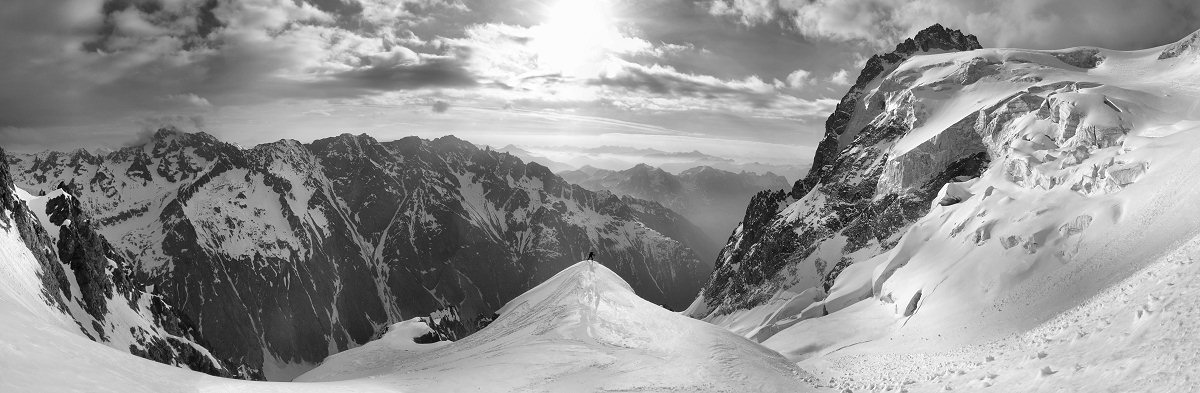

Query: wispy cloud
[
  {"left": 4, "top": 0, "right": 1196, "bottom": 159},
  {"left": 703, "top": 0, "right": 1200, "bottom": 50}
]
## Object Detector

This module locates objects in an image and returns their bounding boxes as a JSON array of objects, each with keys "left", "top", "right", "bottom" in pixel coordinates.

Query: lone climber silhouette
[{"left": 588, "top": 251, "right": 595, "bottom": 261}]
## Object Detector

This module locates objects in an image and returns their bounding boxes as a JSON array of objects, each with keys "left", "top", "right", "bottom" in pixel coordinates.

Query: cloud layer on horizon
[
  {"left": 2, "top": 0, "right": 1199, "bottom": 154},
  {"left": 705, "top": 0, "right": 1200, "bottom": 51},
  {"left": 0, "top": 0, "right": 844, "bottom": 149}
]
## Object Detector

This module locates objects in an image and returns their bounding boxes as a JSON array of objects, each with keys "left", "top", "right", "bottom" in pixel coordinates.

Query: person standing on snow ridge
[{"left": 588, "top": 251, "right": 595, "bottom": 261}]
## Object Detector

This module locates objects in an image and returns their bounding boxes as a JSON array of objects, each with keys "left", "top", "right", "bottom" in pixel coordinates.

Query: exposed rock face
[
  {"left": 0, "top": 146, "right": 71, "bottom": 313},
  {"left": 559, "top": 163, "right": 789, "bottom": 259},
  {"left": 9, "top": 130, "right": 711, "bottom": 379},
  {"left": 1159, "top": 30, "right": 1200, "bottom": 59},
  {"left": 0, "top": 147, "right": 250, "bottom": 379},
  {"left": 797, "top": 24, "right": 983, "bottom": 197},
  {"left": 689, "top": 24, "right": 987, "bottom": 319},
  {"left": 309, "top": 134, "right": 712, "bottom": 315}
]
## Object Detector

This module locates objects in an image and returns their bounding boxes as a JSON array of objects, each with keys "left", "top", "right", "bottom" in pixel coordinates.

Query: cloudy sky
[{"left": 2, "top": 0, "right": 1199, "bottom": 167}]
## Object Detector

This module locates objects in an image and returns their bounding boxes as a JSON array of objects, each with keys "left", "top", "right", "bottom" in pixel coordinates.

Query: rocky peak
[
  {"left": 429, "top": 134, "right": 478, "bottom": 156},
  {"left": 248, "top": 139, "right": 317, "bottom": 169},
  {"left": 0, "top": 146, "right": 16, "bottom": 211},
  {"left": 310, "top": 133, "right": 388, "bottom": 160},
  {"left": 796, "top": 24, "right": 982, "bottom": 197},
  {"left": 152, "top": 127, "right": 183, "bottom": 139},
  {"left": 331, "top": 132, "right": 380, "bottom": 146},
  {"left": 623, "top": 164, "right": 682, "bottom": 192},
  {"left": 691, "top": 24, "right": 991, "bottom": 319},
  {"left": 851, "top": 24, "right": 982, "bottom": 88},
  {"left": 250, "top": 138, "right": 305, "bottom": 156},
  {"left": 899, "top": 24, "right": 981, "bottom": 56},
  {"left": 1159, "top": 28, "right": 1200, "bottom": 60},
  {"left": 67, "top": 148, "right": 98, "bottom": 161},
  {"left": 148, "top": 127, "right": 219, "bottom": 148}
]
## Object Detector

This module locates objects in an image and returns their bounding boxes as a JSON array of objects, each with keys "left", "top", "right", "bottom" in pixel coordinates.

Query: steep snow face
[
  {"left": 298, "top": 261, "right": 812, "bottom": 392},
  {"left": 8, "top": 130, "right": 712, "bottom": 379},
  {"left": 691, "top": 24, "right": 1200, "bottom": 392}
]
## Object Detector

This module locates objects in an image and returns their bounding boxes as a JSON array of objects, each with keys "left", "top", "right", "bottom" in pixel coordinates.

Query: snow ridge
[{"left": 299, "top": 260, "right": 811, "bottom": 392}]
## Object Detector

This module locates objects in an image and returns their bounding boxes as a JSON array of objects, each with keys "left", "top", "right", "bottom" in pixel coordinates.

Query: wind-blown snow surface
[
  {"left": 1, "top": 258, "right": 816, "bottom": 392},
  {"left": 690, "top": 28, "right": 1200, "bottom": 392}
]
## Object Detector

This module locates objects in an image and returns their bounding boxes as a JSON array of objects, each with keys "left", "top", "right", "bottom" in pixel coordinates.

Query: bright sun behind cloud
[{"left": 530, "top": 0, "right": 645, "bottom": 78}]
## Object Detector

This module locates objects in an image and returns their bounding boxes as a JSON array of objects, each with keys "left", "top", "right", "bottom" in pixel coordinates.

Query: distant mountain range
[
  {"left": 6, "top": 129, "right": 713, "bottom": 380},
  {"left": 559, "top": 164, "right": 789, "bottom": 259},
  {"left": 493, "top": 144, "right": 809, "bottom": 180}
]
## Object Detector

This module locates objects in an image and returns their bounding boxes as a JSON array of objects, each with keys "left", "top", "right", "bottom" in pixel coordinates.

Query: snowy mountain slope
[
  {"left": 0, "top": 260, "right": 382, "bottom": 393},
  {"left": 7, "top": 130, "right": 712, "bottom": 379},
  {"left": 0, "top": 146, "right": 249, "bottom": 379},
  {"left": 560, "top": 163, "right": 789, "bottom": 257},
  {"left": 1, "top": 259, "right": 823, "bottom": 392},
  {"left": 789, "top": 231, "right": 1200, "bottom": 392},
  {"left": 15, "top": 131, "right": 395, "bottom": 379},
  {"left": 297, "top": 260, "right": 814, "bottom": 392},
  {"left": 688, "top": 24, "right": 1200, "bottom": 392}
]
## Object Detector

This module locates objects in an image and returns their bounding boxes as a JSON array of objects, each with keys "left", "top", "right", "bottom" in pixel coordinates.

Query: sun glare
[{"left": 531, "top": 0, "right": 632, "bottom": 77}]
